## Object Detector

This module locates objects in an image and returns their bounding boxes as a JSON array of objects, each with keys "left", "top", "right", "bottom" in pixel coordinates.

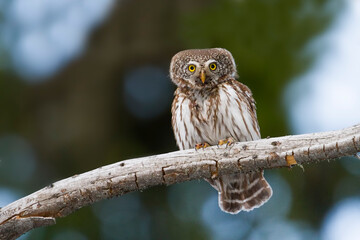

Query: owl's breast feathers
[{"left": 171, "top": 78, "right": 261, "bottom": 150}]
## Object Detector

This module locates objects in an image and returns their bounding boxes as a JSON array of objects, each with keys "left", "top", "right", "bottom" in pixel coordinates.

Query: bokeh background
[{"left": 1, "top": 0, "right": 360, "bottom": 239}]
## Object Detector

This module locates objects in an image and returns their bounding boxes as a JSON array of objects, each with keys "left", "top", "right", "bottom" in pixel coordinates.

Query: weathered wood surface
[{"left": 0, "top": 124, "right": 359, "bottom": 240}]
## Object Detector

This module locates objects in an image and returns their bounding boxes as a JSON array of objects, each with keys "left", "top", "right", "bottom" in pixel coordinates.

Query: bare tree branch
[{"left": 1, "top": 124, "right": 359, "bottom": 240}]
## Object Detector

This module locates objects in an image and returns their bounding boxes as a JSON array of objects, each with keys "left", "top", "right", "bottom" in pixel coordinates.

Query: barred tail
[{"left": 206, "top": 171, "right": 272, "bottom": 214}]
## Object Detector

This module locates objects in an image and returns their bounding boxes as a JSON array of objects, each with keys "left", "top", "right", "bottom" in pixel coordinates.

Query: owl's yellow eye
[
  {"left": 188, "top": 64, "right": 196, "bottom": 72},
  {"left": 209, "top": 63, "right": 217, "bottom": 71}
]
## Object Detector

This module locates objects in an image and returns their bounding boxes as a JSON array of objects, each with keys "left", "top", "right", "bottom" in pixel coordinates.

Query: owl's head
[{"left": 170, "top": 48, "right": 237, "bottom": 90}]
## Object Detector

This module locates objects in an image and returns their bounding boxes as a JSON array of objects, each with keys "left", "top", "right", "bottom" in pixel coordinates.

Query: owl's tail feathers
[{"left": 206, "top": 171, "right": 272, "bottom": 214}]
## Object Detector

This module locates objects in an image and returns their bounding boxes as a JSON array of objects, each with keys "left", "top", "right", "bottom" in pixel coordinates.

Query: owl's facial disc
[
  {"left": 183, "top": 60, "right": 221, "bottom": 89},
  {"left": 196, "top": 60, "right": 219, "bottom": 87},
  {"left": 170, "top": 48, "right": 237, "bottom": 90}
]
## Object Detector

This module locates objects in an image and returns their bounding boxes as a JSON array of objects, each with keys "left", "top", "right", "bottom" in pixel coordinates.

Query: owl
[{"left": 170, "top": 48, "right": 272, "bottom": 214}]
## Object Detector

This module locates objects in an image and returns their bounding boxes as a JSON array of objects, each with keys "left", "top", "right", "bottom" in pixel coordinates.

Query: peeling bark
[{"left": 0, "top": 124, "right": 359, "bottom": 240}]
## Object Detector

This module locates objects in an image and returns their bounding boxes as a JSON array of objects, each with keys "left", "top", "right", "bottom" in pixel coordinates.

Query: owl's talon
[
  {"left": 195, "top": 143, "right": 203, "bottom": 150},
  {"left": 218, "top": 137, "right": 235, "bottom": 147},
  {"left": 226, "top": 137, "right": 235, "bottom": 147},
  {"left": 218, "top": 139, "right": 228, "bottom": 146},
  {"left": 195, "top": 142, "right": 210, "bottom": 150}
]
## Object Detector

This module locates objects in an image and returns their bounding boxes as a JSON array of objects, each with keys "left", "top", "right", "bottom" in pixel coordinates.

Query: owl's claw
[
  {"left": 195, "top": 142, "right": 210, "bottom": 150},
  {"left": 218, "top": 137, "right": 235, "bottom": 147}
]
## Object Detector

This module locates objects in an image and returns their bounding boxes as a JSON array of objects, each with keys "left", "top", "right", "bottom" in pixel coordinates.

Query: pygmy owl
[{"left": 170, "top": 48, "right": 272, "bottom": 214}]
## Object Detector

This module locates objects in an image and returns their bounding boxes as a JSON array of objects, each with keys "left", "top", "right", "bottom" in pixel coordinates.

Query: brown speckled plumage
[{"left": 170, "top": 48, "right": 272, "bottom": 214}]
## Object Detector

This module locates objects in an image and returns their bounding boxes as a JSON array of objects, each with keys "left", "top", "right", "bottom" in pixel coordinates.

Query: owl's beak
[{"left": 200, "top": 70, "right": 206, "bottom": 84}]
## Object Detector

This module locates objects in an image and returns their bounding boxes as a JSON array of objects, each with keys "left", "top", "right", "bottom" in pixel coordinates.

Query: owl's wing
[
  {"left": 235, "top": 81, "right": 258, "bottom": 120},
  {"left": 231, "top": 79, "right": 261, "bottom": 139}
]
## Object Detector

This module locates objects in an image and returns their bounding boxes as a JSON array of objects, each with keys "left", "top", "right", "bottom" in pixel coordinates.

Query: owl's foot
[
  {"left": 195, "top": 142, "right": 210, "bottom": 150},
  {"left": 218, "top": 137, "right": 235, "bottom": 147}
]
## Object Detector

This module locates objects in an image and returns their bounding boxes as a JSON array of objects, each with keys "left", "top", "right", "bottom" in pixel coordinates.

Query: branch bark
[{"left": 1, "top": 124, "right": 360, "bottom": 239}]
